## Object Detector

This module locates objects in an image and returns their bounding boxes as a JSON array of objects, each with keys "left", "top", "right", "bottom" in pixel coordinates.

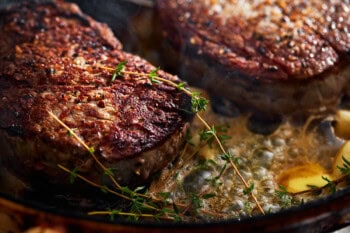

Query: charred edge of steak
[
  {"left": 170, "top": 43, "right": 350, "bottom": 117},
  {"left": 156, "top": 0, "right": 350, "bottom": 116},
  {"left": 0, "top": 84, "right": 192, "bottom": 159},
  {"left": 0, "top": 121, "right": 190, "bottom": 186},
  {"left": 157, "top": 0, "right": 348, "bottom": 80},
  {"left": 0, "top": 0, "right": 194, "bottom": 186}
]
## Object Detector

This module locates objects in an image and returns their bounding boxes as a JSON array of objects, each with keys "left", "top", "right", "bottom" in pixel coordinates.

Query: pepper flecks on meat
[
  {"left": 0, "top": 0, "right": 193, "bottom": 186},
  {"left": 157, "top": 0, "right": 350, "bottom": 116}
]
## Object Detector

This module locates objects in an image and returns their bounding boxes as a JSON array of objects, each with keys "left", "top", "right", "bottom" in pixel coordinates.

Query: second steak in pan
[{"left": 157, "top": 0, "right": 350, "bottom": 116}]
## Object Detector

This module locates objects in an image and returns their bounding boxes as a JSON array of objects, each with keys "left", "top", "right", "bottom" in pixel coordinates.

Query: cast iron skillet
[
  {"left": 0, "top": 182, "right": 350, "bottom": 232},
  {"left": 1, "top": 1, "right": 350, "bottom": 232}
]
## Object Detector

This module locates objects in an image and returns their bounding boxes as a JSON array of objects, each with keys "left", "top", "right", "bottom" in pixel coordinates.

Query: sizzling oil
[
  {"left": 149, "top": 105, "right": 343, "bottom": 220},
  {"left": 0, "top": 98, "right": 344, "bottom": 222}
]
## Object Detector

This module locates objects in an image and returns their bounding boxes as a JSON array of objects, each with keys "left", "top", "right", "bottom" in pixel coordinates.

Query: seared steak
[
  {"left": 157, "top": 0, "right": 350, "bottom": 116},
  {"left": 0, "top": 0, "right": 192, "bottom": 185}
]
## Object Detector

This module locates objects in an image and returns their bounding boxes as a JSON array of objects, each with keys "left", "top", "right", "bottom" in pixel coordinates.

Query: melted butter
[{"left": 150, "top": 101, "right": 343, "bottom": 219}]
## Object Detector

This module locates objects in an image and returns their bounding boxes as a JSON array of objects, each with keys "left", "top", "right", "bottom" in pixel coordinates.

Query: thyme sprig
[
  {"left": 48, "top": 61, "right": 265, "bottom": 221},
  {"left": 275, "top": 185, "right": 297, "bottom": 208},
  {"left": 195, "top": 114, "right": 264, "bottom": 214},
  {"left": 243, "top": 184, "right": 255, "bottom": 195},
  {"left": 322, "top": 176, "right": 337, "bottom": 194},
  {"left": 88, "top": 210, "right": 174, "bottom": 221},
  {"left": 58, "top": 164, "right": 135, "bottom": 203},
  {"left": 111, "top": 61, "right": 127, "bottom": 82},
  {"left": 99, "top": 63, "right": 208, "bottom": 114},
  {"left": 337, "top": 156, "right": 350, "bottom": 175},
  {"left": 50, "top": 113, "right": 228, "bottom": 220},
  {"left": 288, "top": 156, "right": 350, "bottom": 197},
  {"left": 48, "top": 111, "right": 122, "bottom": 191},
  {"left": 100, "top": 61, "right": 264, "bottom": 215},
  {"left": 290, "top": 175, "right": 349, "bottom": 196}
]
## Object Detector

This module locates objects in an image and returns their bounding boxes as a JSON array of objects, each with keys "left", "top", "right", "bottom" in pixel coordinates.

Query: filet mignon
[
  {"left": 0, "top": 0, "right": 192, "bottom": 186},
  {"left": 157, "top": 0, "right": 350, "bottom": 117}
]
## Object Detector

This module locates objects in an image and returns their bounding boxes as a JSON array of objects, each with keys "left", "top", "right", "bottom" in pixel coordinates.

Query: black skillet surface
[{"left": 1, "top": 0, "right": 350, "bottom": 232}]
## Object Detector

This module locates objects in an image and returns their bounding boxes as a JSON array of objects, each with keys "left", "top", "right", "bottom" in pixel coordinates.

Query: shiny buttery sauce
[{"left": 149, "top": 99, "right": 344, "bottom": 220}]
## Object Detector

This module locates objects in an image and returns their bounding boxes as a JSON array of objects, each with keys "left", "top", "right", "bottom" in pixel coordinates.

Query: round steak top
[
  {"left": 157, "top": 0, "right": 350, "bottom": 81},
  {"left": 0, "top": 0, "right": 192, "bottom": 163}
]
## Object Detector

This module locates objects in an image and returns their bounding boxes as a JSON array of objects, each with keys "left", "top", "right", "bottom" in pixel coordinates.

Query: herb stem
[
  {"left": 48, "top": 111, "right": 123, "bottom": 191},
  {"left": 123, "top": 70, "right": 193, "bottom": 96},
  {"left": 58, "top": 164, "right": 131, "bottom": 201},
  {"left": 83, "top": 62, "right": 265, "bottom": 216},
  {"left": 107, "top": 62, "right": 264, "bottom": 215},
  {"left": 195, "top": 113, "right": 265, "bottom": 215},
  {"left": 98, "top": 65, "right": 193, "bottom": 96},
  {"left": 88, "top": 210, "right": 173, "bottom": 220},
  {"left": 291, "top": 174, "right": 349, "bottom": 196},
  {"left": 58, "top": 164, "right": 160, "bottom": 212}
]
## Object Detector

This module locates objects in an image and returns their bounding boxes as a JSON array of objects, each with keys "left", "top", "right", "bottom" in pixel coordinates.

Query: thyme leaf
[
  {"left": 159, "top": 192, "right": 171, "bottom": 205},
  {"left": 88, "top": 147, "right": 95, "bottom": 155},
  {"left": 213, "top": 163, "right": 227, "bottom": 180},
  {"left": 191, "top": 194, "right": 203, "bottom": 214},
  {"left": 69, "top": 167, "right": 79, "bottom": 184},
  {"left": 104, "top": 168, "right": 115, "bottom": 177},
  {"left": 67, "top": 128, "right": 77, "bottom": 137},
  {"left": 202, "top": 193, "right": 216, "bottom": 199},
  {"left": 149, "top": 76, "right": 161, "bottom": 84},
  {"left": 176, "top": 82, "right": 186, "bottom": 91},
  {"left": 148, "top": 67, "right": 161, "bottom": 84},
  {"left": 109, "top": 209, "right": 121, "bottom": 221},
  {"left": 131, "top": 196, "right": 150, "bottom": 214},
  {"left": 306, "top": 184, "right": 319, "bottom": 189},
  {"left": 173, "top": 202, "right": 180, "bottom": 215},
  {"left": 337, "top": 155, "right": 350, "bottom": 175},
  {"left": 191, "top": 92, "right": 209, "bottom": 113},
  {"left": 171, "top": 203, "right": 182, "bottom": 223},
  {"left": 275, "top": 185, "right": 294, "bottom": 208},
  {"left": 275, "top": 185, "right": 288, "bottom": 198},
  {"left": 220, "top": 152, "right": 233, "bottom": 161},
  {"left": 120, "top": 186, "right": 134, "bottom": 196},
  {"left": 218, "top": 134, "right": 232, "bottom": 146},
  {"left": 111, "top": 61, "right": 127, "bottom": 82},
  {"left": 322, "top": 176, "right": 336, "bottom": 193},
  {"left": 101, "top": 185, "right": 109, "bottom": 193},
  {"left": 243, "top": 184, "right": 255, "bottom": 195},
  {"left": 244, "top": 201, "right": 252, "bottom": 212},
  {"left": 216, "top": 123, "right": 230, "bottom": 132},
  {"left": 199, "top": 126, "right": 217, "bottom": 147}
]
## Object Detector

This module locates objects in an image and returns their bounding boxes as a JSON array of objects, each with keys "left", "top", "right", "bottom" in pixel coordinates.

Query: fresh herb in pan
[
  {"left": 49, "top": 61, "right": 265, "bottom": 222},
  {"left": 337, "top": 156, "right": 350, "bottom": 175},
  {"left": 275, "top": 185, "right": 296, "bottom": 208},
  {"left": 111, "top": 61, "right": 127, "bottom": 82},
  {"left": 101, "top": 61, "right": 265, "bottom": 214}
]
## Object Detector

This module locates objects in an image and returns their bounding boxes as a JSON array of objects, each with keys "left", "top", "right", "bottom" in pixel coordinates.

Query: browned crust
[
  {"left": 156, "top": 0, "right": 350, "bottom": 116},
  {"left": 0, "top": 0, "right": 192, "bottom": 185},
  {"left": 281, "top": 0, "right": 350, "bottom": 54},
  {"left": 156, "top": 0, "right": 350, "bottom": 82}
]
